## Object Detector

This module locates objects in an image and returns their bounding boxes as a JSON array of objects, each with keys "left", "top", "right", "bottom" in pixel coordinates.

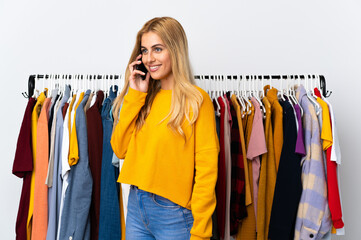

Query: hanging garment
[
  {"left": 86, "top": 90, "right": 104, "bottom": 240},
  {"left": 58, "top": 90, "right": 93, "bottom": 240},
  {"left": 211, "top": 105, "right": 221, "bottom": 240},
  {"left": 32, "top": 97, "right": 51, "bottom": 239},
  {"left": 46, "top": 85, "right": 70, "bottom": 240},
  {"left": 99, "top": 86, "right": 122, "bottom": 240},
  {"left": 111, "top": 86, "right": 219, "bottom": 240},
  {"left": 27, "top": 91, "right": 46, "bottom": 240},
  {"left": 57, "top": 93, "right": 77, "bottom": 240},
  {"left": 216, "top": 96, "right": 226, "bottom": 239},
  {"left": 48, "top": 90, "right": 60, "bottom": 148},
  {"left": 294, "top": 104, "right": 306, "bottom": 157},
  {"left": 13, "top": 98, "right": 36, "bottom": 240},
  {"left": 247, "top": 97, "right": 267, "bottom": 227},
  {"left": 68, "top": 92, "right": 84, "bottom": 166},
  {"left": 84, "top": 92, "right": 95, "bottom": 112},
  {"left": 45, "top": 95, "right": 61, "bottom": 188},
  {"left": 294, "top": 85, "right": 331, "bottom": 240},
  {"left": 112, "top": 153, "right": 127, "bottom": 240},
  {"left": 315, "top": 94, "right": 344, "bottom": 230},
  {"left": 229, "top": 94, "right": 247, "bottom": 235},
  {"left": 268, "top": 100, "right": 302, "bottom": 239},
  {"left": 320, "top": 91, "right": 345, "bottom": 235},
  {"left": 237, "top": 103, "right": 257, "bottom": 240},
  {"left": 223, "top": 94, "right": 232, "bottom": 240},
  {"left": 256, "top": 96, "right": 276, "bottom": 240},
  {"left": 264, "top": 86, "right": 283, "bottom": 172}
]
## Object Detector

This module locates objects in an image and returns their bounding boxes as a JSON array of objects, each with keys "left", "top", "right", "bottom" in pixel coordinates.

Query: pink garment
[
  {"left": 223, "top": 95, "right": 232, "bottom": 240},
  {"left": 247, "top": 97, "right": 267, "bottom": 229}
]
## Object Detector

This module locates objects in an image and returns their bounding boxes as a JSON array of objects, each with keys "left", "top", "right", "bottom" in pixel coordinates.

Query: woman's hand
[{"left": 128, "top": 54, "right": 150, "bottom": 93}]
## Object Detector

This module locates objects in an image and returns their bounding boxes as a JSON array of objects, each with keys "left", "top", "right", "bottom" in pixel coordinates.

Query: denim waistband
[{"left": 130, "top": 185, "right": 150, "bottom": 195}]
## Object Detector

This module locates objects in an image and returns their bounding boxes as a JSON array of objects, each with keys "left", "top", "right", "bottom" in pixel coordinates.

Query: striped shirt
[{"left": 294, "top": 85, "right": 332, "bottom": 240}]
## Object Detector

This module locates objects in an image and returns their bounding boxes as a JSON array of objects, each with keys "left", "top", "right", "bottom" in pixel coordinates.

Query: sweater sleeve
[
  {"left": 110, "top": 87, "right": 147, "bottom": 159},
  {"left": 190, "top": 91, "right": 220, "bottom": 240}
]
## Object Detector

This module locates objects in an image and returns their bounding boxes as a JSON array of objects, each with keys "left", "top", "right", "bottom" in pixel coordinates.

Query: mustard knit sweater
[{"left": 111, "top": 86, "right": 219, "bottom": 240}]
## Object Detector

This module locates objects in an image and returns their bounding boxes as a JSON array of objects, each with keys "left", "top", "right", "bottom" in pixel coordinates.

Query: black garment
[{"left": 268, "top": 100, "right": 302, "bottom": 240}]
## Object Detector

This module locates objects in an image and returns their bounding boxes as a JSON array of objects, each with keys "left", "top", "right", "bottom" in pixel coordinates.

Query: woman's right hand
[{"left": 128, "top": 54, "right": 150, "bottom": 93}]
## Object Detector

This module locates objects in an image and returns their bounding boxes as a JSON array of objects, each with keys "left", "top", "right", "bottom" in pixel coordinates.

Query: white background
[{"left": 1, "top": 0, "right": 360, "bottom": 239}]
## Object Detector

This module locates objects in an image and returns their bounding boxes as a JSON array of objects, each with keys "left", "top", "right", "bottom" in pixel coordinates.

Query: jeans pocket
[{"left": 152, "top": 194, "right": 180, "bottom": 209}]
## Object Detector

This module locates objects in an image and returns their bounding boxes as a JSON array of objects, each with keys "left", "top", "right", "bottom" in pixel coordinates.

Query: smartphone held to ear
[{"left": 136, "top": 58, "right": 148, "bottom": 80}]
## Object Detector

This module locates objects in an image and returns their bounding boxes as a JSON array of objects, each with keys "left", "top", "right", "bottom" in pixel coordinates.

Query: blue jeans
[{"left": 126, "top": 185, "right": 194, "bottom": 240}]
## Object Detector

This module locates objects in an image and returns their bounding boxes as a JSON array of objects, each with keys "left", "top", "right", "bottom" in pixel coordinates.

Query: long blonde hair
[{"left": 113, "top": 16, "right": 203, "bottom": 141}]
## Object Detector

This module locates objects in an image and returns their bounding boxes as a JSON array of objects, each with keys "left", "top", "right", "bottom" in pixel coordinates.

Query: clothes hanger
[
  {"left": 235, "top": 75, "right": 246, "bottom": 117},
  {"left": 253, "top": 75, "right": 266, "bottom": 118},
  {"left": 260, "top": 75, "right": 265, "bottom": 99},
  {"left": 305, "top": 74, "right": 321, "bottom": 115},
  {"left": 278, "top": 76, "right": 286, "bottom": 101},
  {"left": 213, "top": 76, "right": 221, "bottom": 117},
  {"left": 112, "top": 75, "right": 116, "bottom": 93},
  {"left": 242, "top": 75, "right": 252, "bottom": 115}
]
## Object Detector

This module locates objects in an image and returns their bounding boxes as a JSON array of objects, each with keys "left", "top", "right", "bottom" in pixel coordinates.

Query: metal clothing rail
[
  {"left": 24, "top": 73, "right": 332, "bottom": 99},
  {"left": 194, "top": 74, "right": 331, "bottom": 98},
  {"left": 23, "top": 74, "right": 122, "bottom": 99}
]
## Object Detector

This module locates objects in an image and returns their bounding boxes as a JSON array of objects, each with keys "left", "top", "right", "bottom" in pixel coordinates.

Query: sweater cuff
[
  {"left": 332, "top": 218, "right": 345, "bottom": 229},
  {"left": 127, "top": 87, "right": 148, "bottom": 100},
  {"left": 190, "top": 234, "right": 209, "bottom": 240}
]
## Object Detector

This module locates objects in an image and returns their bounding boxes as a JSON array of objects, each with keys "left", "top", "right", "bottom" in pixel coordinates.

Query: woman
[{"left": 111, "top": 16, "right": 219, "bottom": 240}]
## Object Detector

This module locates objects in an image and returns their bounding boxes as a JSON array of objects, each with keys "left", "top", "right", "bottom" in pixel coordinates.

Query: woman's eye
[
  {"left": 155, "top": 47, "right": 162, "bottom": 52},
  {"left": 141, "top": 49, "right": 148, "bottom": 54}
]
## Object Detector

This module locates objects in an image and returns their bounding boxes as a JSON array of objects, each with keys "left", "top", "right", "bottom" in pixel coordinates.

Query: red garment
[
  {"left": 215, "top": 97, "right": 226, "bottom": 239},
  {"left": 314, "top": 87, "right": 344, "bottom": 229},
  {"left": 12, "top": 98, "right": 36, "bottom": 240},
  {"left": 62, "top": 102, "right": 69, "bottom": 119},
  {"left": 87, "top": 91, "right": 104, "bottom": 240},
  {"left": 228, "top": 95, "right": 247, "bottom": 235}
]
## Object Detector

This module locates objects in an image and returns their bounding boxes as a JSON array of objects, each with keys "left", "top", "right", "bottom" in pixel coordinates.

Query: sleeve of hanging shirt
[{"left": 111, "top": 87, "right": 148, "bottom": 159}]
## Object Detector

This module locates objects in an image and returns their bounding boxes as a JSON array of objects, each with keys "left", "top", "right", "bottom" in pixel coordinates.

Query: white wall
[{"left": 1, "top": 0, "right": 360, "bottom": 239}]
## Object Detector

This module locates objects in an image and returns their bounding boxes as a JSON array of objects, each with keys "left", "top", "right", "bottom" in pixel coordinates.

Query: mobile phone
[{"left": 136, "top": 58, "right": 148, "bottom": 80}]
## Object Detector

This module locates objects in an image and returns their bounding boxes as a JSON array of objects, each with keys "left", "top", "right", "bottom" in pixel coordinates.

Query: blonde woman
[{"left": 111, "top": 17, "right": 219, "bottom": 240}]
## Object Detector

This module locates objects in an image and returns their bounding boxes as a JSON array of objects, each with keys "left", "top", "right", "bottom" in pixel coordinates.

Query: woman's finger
[
  {"left": 129, "top": 60, "right": 141, "bottom": 71},
  {"left": 132, "top": 69, "right": 146, "bottom": 76}
]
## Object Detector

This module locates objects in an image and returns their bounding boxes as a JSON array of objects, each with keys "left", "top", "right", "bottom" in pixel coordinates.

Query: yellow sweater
[{"left": 111, "top": 86, "right": 220, "bottom": 240}]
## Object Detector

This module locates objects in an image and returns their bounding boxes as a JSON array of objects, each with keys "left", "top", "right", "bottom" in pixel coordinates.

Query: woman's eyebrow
[{"left": 141, "top": 44, "right": 165, "bottom": 49}]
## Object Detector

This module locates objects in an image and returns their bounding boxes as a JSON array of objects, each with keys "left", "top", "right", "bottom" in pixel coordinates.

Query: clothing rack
[
  {"left": 24, "top": 73, "right": 332, "bottom": 99},
  {"left": 194, "top": 74, "right": 331, "bottom": 98},
  {"left": 23, "top": 74, "right": 122, "bottom": 99}
]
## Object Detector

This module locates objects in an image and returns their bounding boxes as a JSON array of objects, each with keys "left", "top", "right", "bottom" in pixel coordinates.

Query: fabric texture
[
  {"left": 13, "top": 98, "right": 36, "bottom": 240},
  {"left": 229, "top": 95, "right": 247, "bottom": 235},
  {"left": 99, "top": 86, "right": 122, "bottom": 240},
  {"left": 46, "top": 85, "right": 70, "bottom": 240},
  {"left": 31, "top": 97, "right": 51, "bottom": 239},
  {"left": 268, "top": 100, "right": 302, "bottom": 239},
  {"left": 28, "top": 91, "right": 46, "bottom": 240},
  {"left": 247, "top": 97, "right": 267, "bottom": 226},
  {"left": 87, "top": 90, "right": 104, "bottom": 240},
  {"left": 111, "top": 86, "right": 219, "bottom": 240},
  {"left": 294, "top": 85, "right": 332, "bottom": 240},
  {"left": 58, "top": 90, "right": 93, "bottom": 240},
  {"left": 256, "top": 96, "right": 276, "bottom": 240},
  {"left": 264, "top": 86, "right": 283, "bottom": 172},
  {"left": 126, "top": 185, "right": 194, "bottom": 240}
]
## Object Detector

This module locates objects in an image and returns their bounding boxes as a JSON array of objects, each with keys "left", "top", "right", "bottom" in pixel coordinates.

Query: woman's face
[{"left": 140, "top": 32, "right": 173, "bottom": 83}]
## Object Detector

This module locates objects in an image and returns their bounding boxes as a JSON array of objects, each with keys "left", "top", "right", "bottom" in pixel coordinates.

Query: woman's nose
[{"left": 146, "top": 52, "right": 155, "bottom": 63}]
